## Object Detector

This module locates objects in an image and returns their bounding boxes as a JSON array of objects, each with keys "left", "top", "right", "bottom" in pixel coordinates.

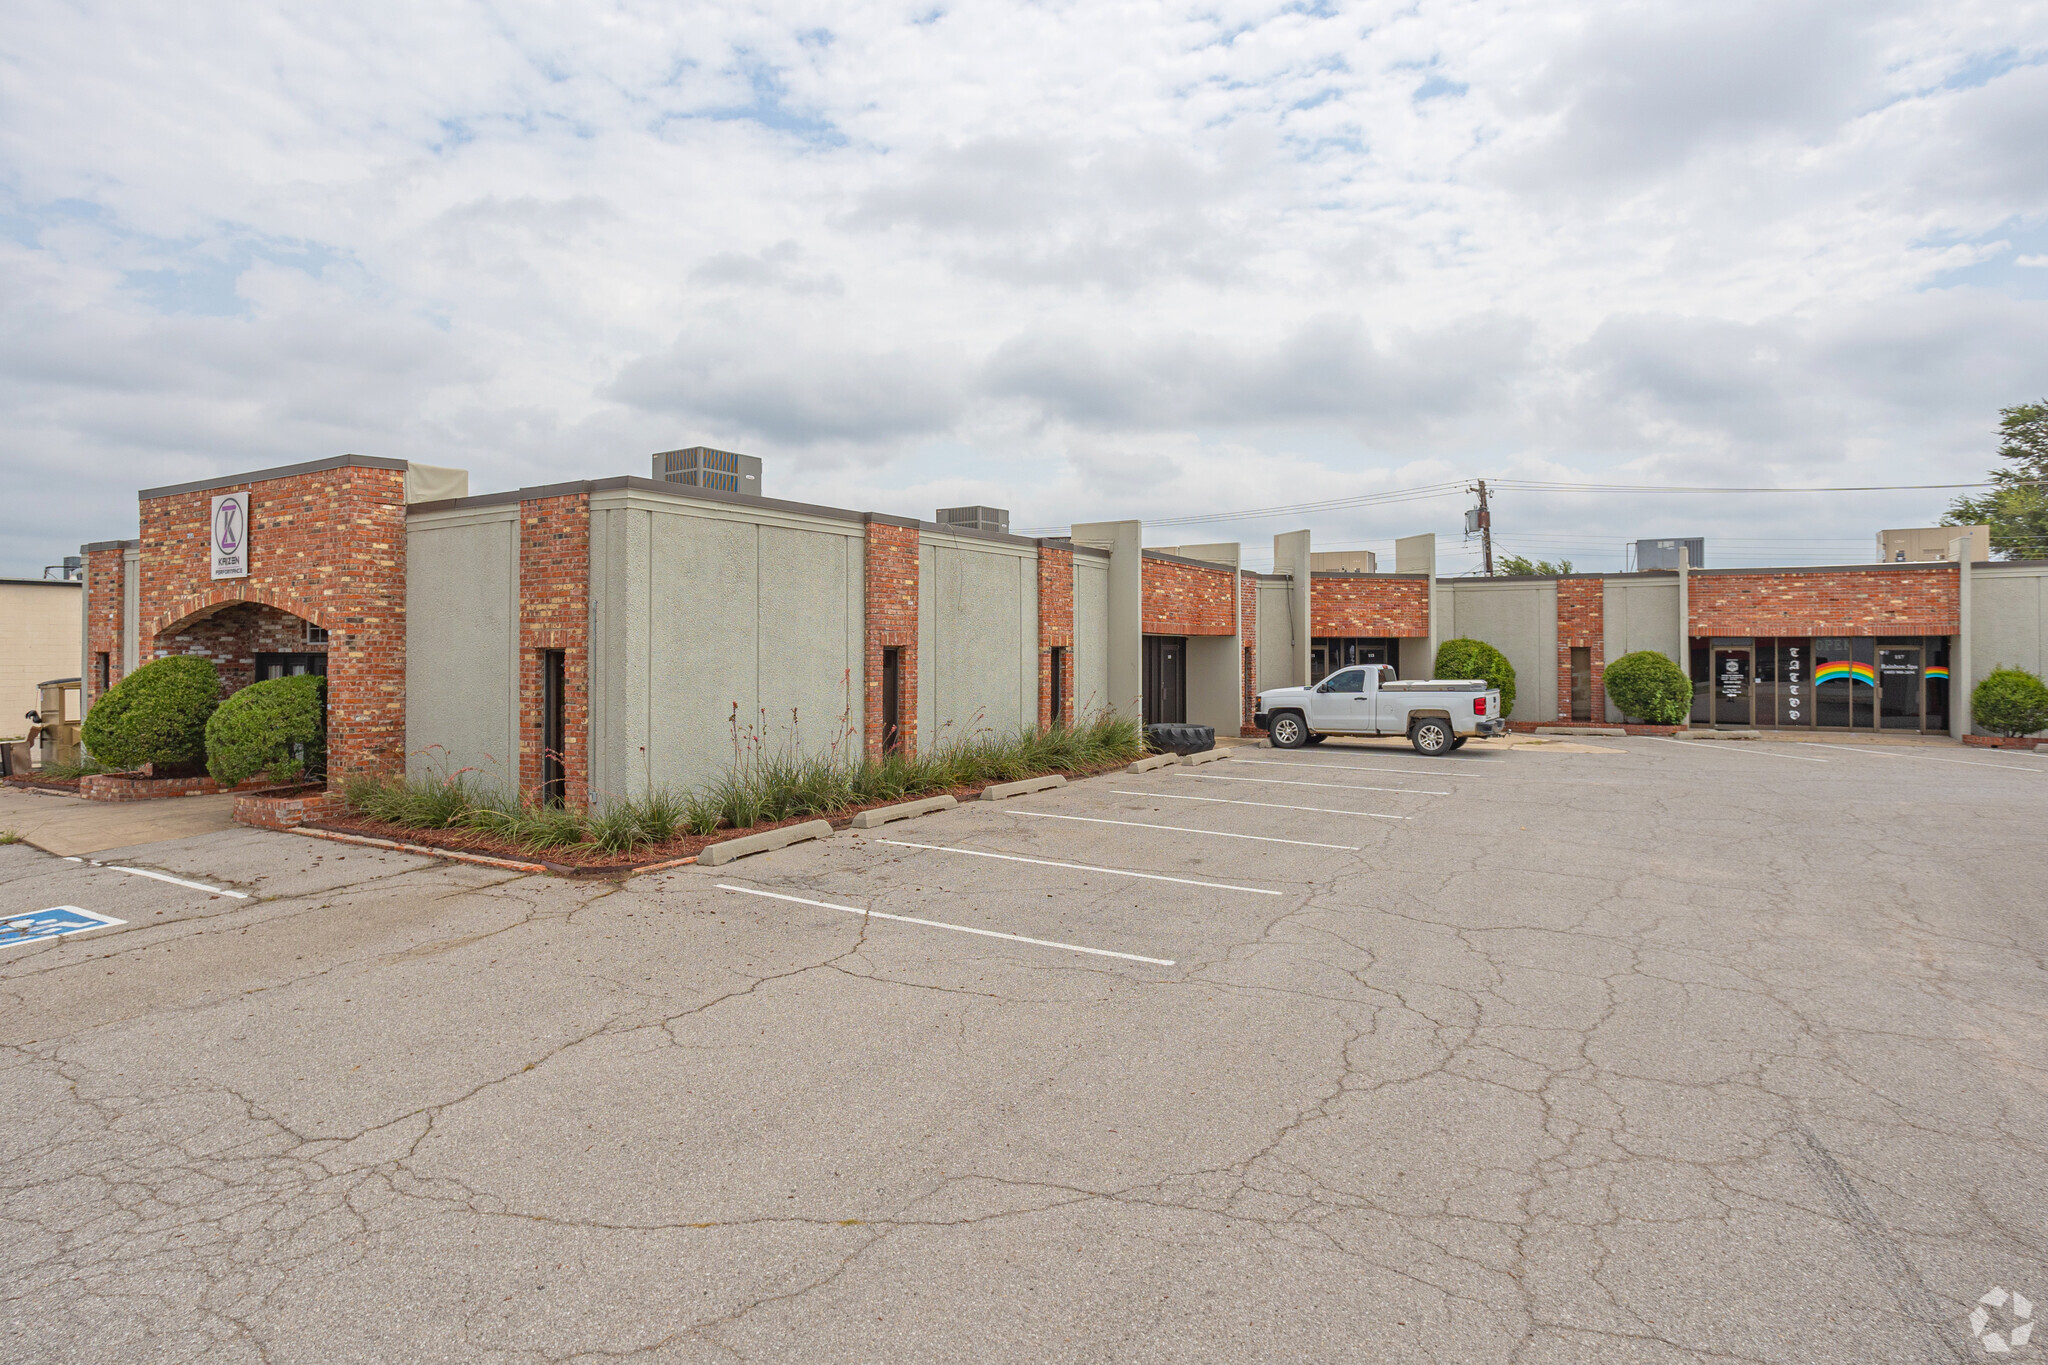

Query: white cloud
[{"left": 3, "top": 0, "right": 2047, "bottom": 574}]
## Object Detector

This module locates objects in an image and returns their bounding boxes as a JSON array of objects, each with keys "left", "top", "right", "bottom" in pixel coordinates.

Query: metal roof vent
[
  {"left": 652, "top": 447, "right": 762, "bottom": 496},
  {"left": 936, "top": 506, "right": 1010, "bottom": 534}
]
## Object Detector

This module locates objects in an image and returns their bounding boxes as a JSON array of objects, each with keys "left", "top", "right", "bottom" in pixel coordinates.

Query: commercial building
[
  {"left": 1, "top": 576, "right": 83, "bottom": 730},
  {"left": 73, "top": 455, "right": 2048, "bottom": 802}
]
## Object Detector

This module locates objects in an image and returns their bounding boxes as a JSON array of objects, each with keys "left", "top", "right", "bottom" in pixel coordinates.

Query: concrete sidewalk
[{"left": 0, "top": 783, "right": 243, "bottom": 857}]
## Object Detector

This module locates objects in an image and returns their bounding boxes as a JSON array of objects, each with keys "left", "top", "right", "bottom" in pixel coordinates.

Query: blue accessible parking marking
[{"left": 2, "top": 906, "right": 127, "bottom": 948}]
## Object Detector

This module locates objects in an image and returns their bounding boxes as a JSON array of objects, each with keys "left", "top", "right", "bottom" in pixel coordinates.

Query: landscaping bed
[
  {"left": 303, "top": 760, "right": 1131, "bottom": 875},
  {"left": 299, "top": 716, "right": 1145, "bottom": 876}
]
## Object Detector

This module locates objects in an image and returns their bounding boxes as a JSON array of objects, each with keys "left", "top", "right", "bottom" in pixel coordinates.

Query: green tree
[
  {"left": 1971, "top": 667, "right": 2048, "bottom": 737},
  {"left": 1946, "top": 401, "right": 2048, "bottom": 559},
  {"left": 1602, "top": 650, "right": 1692, "bottom": 724},
  {"left": 79, "top": 655, "right": 220, "bottom": 771},
  {"left": 1496, "top": 554, "right": 1573, "bottom": 575}
]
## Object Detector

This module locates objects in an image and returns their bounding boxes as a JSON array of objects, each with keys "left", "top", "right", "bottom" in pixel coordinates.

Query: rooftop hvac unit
[
  {"left": 936, "top": 505, "right": 1010, "bottom": 534},
  {"left": 1633, "top": 537, "right": 1704, "bottom": 571},
  {"left": 651, "top": 447, "right": 762, "bottom": 496}
]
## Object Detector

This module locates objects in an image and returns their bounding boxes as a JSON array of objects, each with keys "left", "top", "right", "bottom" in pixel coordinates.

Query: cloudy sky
[{"left": 4, "top": 0, "right": 2045, "bottom": 576}]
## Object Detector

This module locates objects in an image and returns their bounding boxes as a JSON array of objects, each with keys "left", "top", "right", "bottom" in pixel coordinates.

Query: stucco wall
[
  {"left": 0, "top": 581, "right": 82, "bottom": 729},
  {"left": 1441, "top": 579, "right": 1559, "bottom": 722},
  {"left": 1973, "top": 563, "right": 2048, "bottom": 680},
  {"left": 1186, "top": 634, "right": 1241, "bottom": 734},
  {"left": 405, "top": 507, "right": 521, "bottom": 790},
  {"left": 1601, "top": 576, "right": 1683, "bottom": 722},
  {"left": 1072, "top": 553, "right": 1112, "bottom": 717},
  {"left": 1255, "top": 578, "right": 1297, "bottom": 690},
  {"left": 917, "top": 530, "right": 1038, "bottom": 747},
  {"left": 589, "top": 489, "right": 865, "bottom": 798}
]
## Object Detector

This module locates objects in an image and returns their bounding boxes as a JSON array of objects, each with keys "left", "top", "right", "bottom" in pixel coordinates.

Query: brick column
[
  {"left": 519, "top": 493, "right": 591, "bottom": 807},
  {"left": 1037, "top": 544, "right": 1074, "bottom": 728},
  {"left": 1240, "top": 570, "right": 1260, "bottom": 735},
  {"left": 864, "top": 521, "right": 920, "bottom": 758},
  {"left": 84, "top": 545, "right": 129, "bottom": 708},
  {"left": 1556, "top": 577, "right": 1604, "bottom": 722}
]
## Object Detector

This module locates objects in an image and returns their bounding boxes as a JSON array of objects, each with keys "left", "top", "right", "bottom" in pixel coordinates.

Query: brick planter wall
[
  {"left": 519, "top": 493, "right": 591, "bottom": 807},
  {"left": 80, "top": 772, "right": 277, "bottom": 802},
  {"left": 1688, "top": 568, "right": 1959, "bottom": 636},
  {"left": 137, "top": 462, "right": 407, "bottom": 782},
  {"left": 1142, "top": 557, "right": 1237, "bottom": 635},
  {"left": 1038, "top": 544, "right": 1075, "bottom": 729},
  {"left": 1555, "top": 577, "right": 1604, "bottom": 723},
  {"left": 234, "top": 788, "right": 346, "bottom": 830},
  {"left": 863, "top": 521, "right": 920, "bottom": 758},
  {"left": 1961, "top": 734, "right": 2048, "bottom": 750}
]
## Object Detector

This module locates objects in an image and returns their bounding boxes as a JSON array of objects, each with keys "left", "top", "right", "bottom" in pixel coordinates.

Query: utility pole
[{"left": 1468, "top": 479, "right": 1494, "bottom": 576}]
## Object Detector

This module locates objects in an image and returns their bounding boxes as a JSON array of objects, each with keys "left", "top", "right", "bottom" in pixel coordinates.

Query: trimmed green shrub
[
  {"left": 1434, "top": 637, "right": 1516, "bottom": 718},
  {"left": 1602, "top": 650, "right": 1692, "bottom": 724},
  {"left": 204, "top": 675, "right": 326, "bottom": 785},
  {"left": 1972, "top": 666, "right": 2048, "bottom": 737},
  {"left": 79, "top": 655, "right": 220, "bottom": 771}
]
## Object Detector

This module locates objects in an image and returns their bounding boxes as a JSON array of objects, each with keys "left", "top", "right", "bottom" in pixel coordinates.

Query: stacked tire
[{"left": 1144, "top": 723, "right": 1215, "bottom": 756}]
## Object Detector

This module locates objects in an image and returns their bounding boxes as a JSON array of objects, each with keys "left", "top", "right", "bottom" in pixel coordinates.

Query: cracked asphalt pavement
[{"left": 4, "top": 736, "right": 2046, "bottom": 1362}]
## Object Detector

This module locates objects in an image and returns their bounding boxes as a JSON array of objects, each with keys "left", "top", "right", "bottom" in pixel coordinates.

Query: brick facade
[
  {"left": 1142, "top": 556, "right": 1238, "bottom": 636},
  {"left": 1688, "top": 568, "right": 1959, "bottom": 637},
  {"left": 518, "top": 493, "right": 591, "bottom": 807},
  {"left": 156, "top": 601, "right": 325, "bottom": 697},
  {"left": 136, "top": 463, "right": 407, "bottom": 782},
  {"left": 863, "top": 521, "right": 920, "bottom": 758},
  {"left": 1037, "top": 544, "right": 1075, "bottom": 728},
  {"left": 1555, "top": 577, "right": 1604, "bottom": 722},
  {"left": 83, "top": 545, "right": 130, "bottom": 708},
  {"left": 1240, "top": 571, "right": 1260, "bottom": 734},
  {"left": 1310, "top": 574, "right": 1430, "bottom": 637}
]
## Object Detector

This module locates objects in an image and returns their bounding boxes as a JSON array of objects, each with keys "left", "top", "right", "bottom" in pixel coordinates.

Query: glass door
[
  {"left": 1712, "top": 644, "right": 1752, "bottom": 726},
  {"left": 1878, "top": 646, "right": 1921, "bottom": 730}
]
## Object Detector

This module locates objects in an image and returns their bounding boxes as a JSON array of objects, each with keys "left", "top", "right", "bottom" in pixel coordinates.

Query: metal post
[{"left": 1950, "top": 535, "right": 1972, "bottom": 739}]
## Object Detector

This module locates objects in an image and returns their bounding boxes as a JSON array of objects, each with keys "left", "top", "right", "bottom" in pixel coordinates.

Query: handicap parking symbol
[{"left": 1, "top": 907, "right": 126, "bottom": 948}]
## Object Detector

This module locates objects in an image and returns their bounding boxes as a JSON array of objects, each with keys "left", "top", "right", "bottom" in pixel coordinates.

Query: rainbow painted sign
[
  {"left": 1814, "top": 660, "right": 1877, "bottom": 686},
  {"left": 1925, "top": 666, "right": 1951, "bottom": 681}
]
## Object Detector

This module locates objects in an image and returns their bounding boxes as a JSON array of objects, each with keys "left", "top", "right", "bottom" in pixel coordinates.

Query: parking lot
[{"left": 5, "top": 735, "right": 2047, "bottom": 1363}]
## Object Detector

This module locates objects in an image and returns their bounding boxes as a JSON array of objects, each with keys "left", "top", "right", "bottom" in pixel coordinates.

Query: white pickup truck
[{"left": 1254, "top": 664, "right": 1507, "bottom": 755}]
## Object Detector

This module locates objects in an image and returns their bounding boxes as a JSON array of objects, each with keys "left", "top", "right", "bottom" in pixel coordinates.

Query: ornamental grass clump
[
  {"left": 1602, "top": 650, "right": 1692, "bottom": 725},
  {"left": 338, "top": 712, "right": 1144, "bottom": 858},
  {"left": 79, "top": 655, "right": 220, "bottom": 771}
]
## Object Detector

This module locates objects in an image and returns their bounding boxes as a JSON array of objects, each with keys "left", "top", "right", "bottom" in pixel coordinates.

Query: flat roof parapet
[{"left": 139, "top": 454, "right": 409, "bottom": 501}]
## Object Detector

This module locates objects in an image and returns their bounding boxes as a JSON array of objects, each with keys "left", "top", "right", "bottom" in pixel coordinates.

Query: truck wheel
[
  {"left": 1269, "top": 712, "right": 1309, "bottom": 749},
  {"left": 1410, "top": 718, "right": 1453, "bottom": 756}
]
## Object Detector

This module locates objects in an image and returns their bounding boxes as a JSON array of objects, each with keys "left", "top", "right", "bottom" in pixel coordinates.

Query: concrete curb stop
[
  {"left": 1179, "top": 748, "right": 1230, "bottom": 765},
  {"left": 849, "top": 795, "right": 958, "bottom": 829},
  {"left": 1539, "top": 726, "right": 1627, "bottom": 737},
  {"left": 1125, "top": 753, "right": 1178, "bottom": 774},
  {"left": 699, "top": 819, "right": 833, "bottom": 866},
  {"left": 1684, "top": 730, "right": 1761, "bottom": 741},
  {"left": 980, "top": 775, "right": 1067, "bottom": 800}
]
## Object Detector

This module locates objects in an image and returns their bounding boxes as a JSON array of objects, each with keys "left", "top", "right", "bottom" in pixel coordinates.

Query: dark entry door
[
  {"left": 880, "top": 647, "right": 903, "bottom": 752},
  {"left": 1712, "top": 646, "right": 1752, "bottom": 726},
  {"left": 1878, "top": 647, "right": 1921, "bottom": 730},
  {"left": 1143, "top": 636, "right": 1187, "bottom": 725}
]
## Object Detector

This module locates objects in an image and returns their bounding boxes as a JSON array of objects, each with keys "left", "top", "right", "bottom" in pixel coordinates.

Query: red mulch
[{"left": 304, "top": 757, "right": 1134, "bottom": 876}]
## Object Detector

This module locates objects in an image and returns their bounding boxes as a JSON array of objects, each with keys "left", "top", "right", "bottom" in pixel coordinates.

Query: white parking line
[
  {"left": 1110, "top": 790, "right": 1409, "bottom": 819},
  {"left": 1233, "top": 758, "right": 1497, "bottom": 776},
  {"left": 1791, "top": 743, "right": 2048, "bottom": 774},
  {"left": 1189, "top": 774, "right": 1451, "bottom": 796},
  {"left": 1643, "top": 737, "right": 1828, "bottom": 763},
  {"left": 1004, "top": 809, "right": 1360, "bottom": 850},
  {"left": 96, "top": 863, "right": 249, "bottom": 898},
  {"left": 876, "top": 839, "right": 1282, "bottom": 896},
  {"left": 717, "top": 884, "right": 1176, "bottom": 966}
]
